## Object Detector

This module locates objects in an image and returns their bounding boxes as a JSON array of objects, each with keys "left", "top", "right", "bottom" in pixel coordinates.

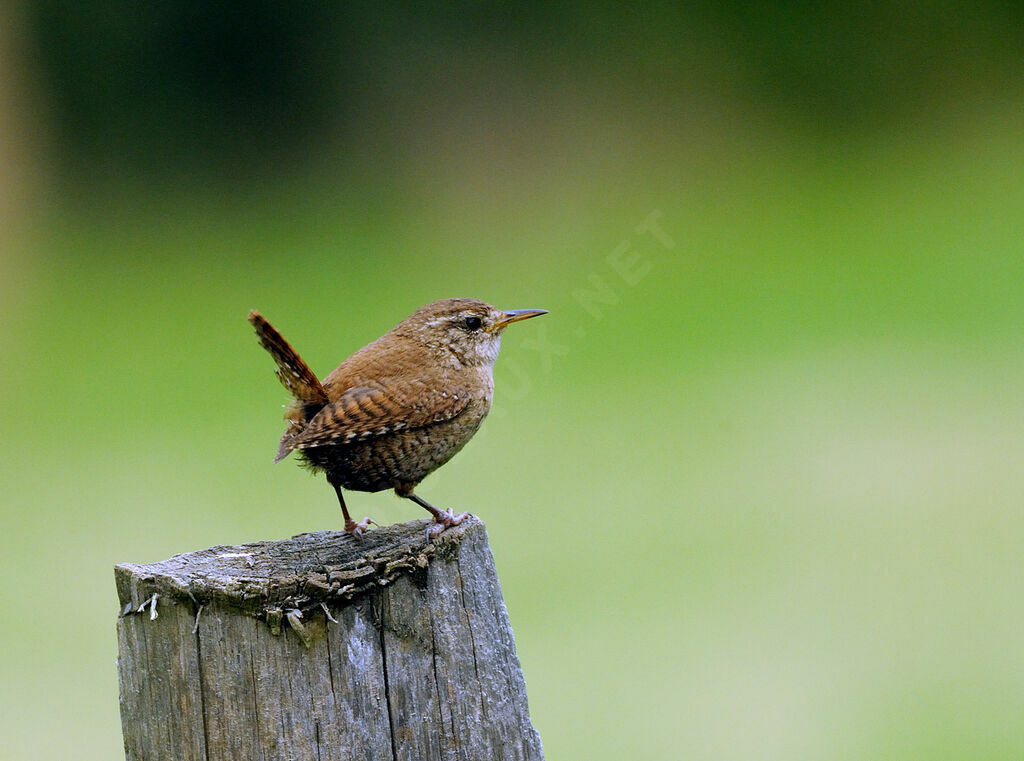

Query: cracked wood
[{"left": 115, "top": 517, "right": 545, "bottom": 761}]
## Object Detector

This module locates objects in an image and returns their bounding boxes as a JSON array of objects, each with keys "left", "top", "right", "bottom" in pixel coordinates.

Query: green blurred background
[{"left": 3, "top": 3, "right": 1024, "bottom": 759}]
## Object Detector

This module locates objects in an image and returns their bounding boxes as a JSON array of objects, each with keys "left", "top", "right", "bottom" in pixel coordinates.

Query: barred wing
[{"left": 288, "top": 384, "right": 471, "bottom": 451}]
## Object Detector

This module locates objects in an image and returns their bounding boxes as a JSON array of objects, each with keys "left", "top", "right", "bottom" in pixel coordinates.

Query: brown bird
[{"left": 248, "top": 298, "right": 547, "bottom": 537}]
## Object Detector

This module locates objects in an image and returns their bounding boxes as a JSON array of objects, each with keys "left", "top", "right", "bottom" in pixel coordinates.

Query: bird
[{"left": 248, "top": 298, "right": 547, "bottom": 538}]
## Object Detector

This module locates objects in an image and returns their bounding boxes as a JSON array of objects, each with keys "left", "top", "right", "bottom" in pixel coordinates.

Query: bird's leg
[
  {"left": 333, "top": 482, "right": 375, "bottom": 538},
  {"left": 396, "top": 486, "right": 470, "bottom": 538}
]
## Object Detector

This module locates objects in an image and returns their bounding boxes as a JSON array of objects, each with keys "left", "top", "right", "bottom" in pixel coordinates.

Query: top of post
[{"left": 114, "top": 516, "right": 484, "bottom": 620}]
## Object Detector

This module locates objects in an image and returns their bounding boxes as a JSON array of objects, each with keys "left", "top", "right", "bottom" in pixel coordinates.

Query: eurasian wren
[{"left": 248, "top": 298, "right": 547, "bottom": 537}]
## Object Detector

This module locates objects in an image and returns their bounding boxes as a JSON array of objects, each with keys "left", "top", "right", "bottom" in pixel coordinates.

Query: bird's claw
[
  {"left": 427, "top": 509, "right": 471, "bottom": 539},
  {"left": 345, "top": 516, "right": 377, "bottom": 538}
]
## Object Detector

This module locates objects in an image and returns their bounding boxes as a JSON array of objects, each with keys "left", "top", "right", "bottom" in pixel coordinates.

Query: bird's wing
[
  {"left": 287, "top": 383, "right": 472, "bottom": 451},
  {"left": 248, "top": 310, "right": 329, "bottom": 405}
]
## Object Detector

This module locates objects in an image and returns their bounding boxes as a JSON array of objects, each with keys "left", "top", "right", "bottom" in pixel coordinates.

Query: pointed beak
[{"left": 489, "top": 308, "right": 548, "bottom": 333}]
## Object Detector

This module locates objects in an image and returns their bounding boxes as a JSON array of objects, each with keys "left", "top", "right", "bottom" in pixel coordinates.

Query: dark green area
[{"left": 26, "top": 1, "right": 1024, "bottom": 181}]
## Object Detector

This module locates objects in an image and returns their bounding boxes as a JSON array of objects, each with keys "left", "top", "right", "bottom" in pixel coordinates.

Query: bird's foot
[
  {"left": 427, "top": 509, "right": 471, "bottom": 539},
  {"left": 345, "top": 516, "right": 377, "bottom": 538}
]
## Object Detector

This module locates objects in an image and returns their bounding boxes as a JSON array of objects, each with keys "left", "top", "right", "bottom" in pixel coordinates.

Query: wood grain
[{"left": 116, "top": 517, "right": 544, "bottom": 760}]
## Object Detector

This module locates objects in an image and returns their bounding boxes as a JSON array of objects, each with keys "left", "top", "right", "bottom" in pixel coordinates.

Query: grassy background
[{"left": 3, "top": 6, "right": 1024, "bottom": 760}]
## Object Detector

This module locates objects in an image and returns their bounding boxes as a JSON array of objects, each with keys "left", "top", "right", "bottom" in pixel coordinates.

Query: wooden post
[{"left": 115, "top": 516, "right": 544, "bottom": 761}]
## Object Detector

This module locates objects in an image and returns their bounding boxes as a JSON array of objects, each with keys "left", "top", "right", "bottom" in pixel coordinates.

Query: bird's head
[{"left": 394, "top": 298, "right": 547, "bottom": 368}]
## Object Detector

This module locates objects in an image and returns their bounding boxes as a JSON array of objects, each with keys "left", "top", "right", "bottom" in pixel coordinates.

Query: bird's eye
[{"left": 463, "top": 316, "right": 483, "bottom": 331}]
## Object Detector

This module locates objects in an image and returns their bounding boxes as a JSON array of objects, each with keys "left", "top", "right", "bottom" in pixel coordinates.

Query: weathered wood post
[{"left": 115, "top": 516, "right": 544, "bottom": 761}]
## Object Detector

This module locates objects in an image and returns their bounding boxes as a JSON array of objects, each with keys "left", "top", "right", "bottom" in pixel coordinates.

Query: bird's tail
[
  {"left": 248, "top": 310, "right": 329, "bottom": 404},
  {"left": 249, "top": 310, "right": 330, "bottom": 463}
]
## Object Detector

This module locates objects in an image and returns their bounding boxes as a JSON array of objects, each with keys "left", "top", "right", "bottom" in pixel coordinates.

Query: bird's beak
[{"left": 489, "top": 309, "right": 548, "bottom": 333}]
